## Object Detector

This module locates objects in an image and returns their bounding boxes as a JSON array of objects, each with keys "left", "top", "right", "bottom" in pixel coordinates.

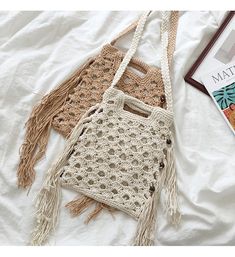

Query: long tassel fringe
[
  {"left": 18, "top": 58, "right": 94, "bottom": 189},
  {"left": 66, "top": 195, "right": 116, "bottom": 223},
  {"left": 65, "top": 196, "right": 94, "bottom": 217},
  {"left": 164, "top": 137, "right": 181, "bottom": 225},
  {"left": 133, "top": 136, "right": 180, "bottom": 246},
  {"left": 85, "top": 203, "right": 116, "bottom": 224},
  {"left": 133, "top": 185, "right": 160, "bottom": 246},
  {"left": 30, "top": 104, "right": 100, "bottom": 246},
  {"left": 85, "top": 203, "right": 104, "bottom": 224}
]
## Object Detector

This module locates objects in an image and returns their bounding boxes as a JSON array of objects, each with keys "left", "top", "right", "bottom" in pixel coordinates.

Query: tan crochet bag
[
  {"left": 31, "top": 11, "right": 180, "bottom": 246},
  {"left": 18, "top": 11, "right": 179, "bottom": 191}
]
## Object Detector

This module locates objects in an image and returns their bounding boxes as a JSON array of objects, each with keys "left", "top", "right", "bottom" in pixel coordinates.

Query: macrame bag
[
  {"left": 18, "top": 11, "right": 179, "bottom": 190},
  {"left": 31, "top": 11, "right": 180, "bottom": 246}
]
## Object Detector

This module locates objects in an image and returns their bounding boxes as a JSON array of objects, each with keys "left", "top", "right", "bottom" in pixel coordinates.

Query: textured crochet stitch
[
  {"left": 61, "top": 87, "right": 174, "bottom": 219},
  {"left": 17, "top": 11, "right": 179, "bottom": 190},
  {"left": 31, "top": 11, "right": 180, "bottom": 246},
  {"left": 53, "top": 44, "right": 167, "bottom": 137}
]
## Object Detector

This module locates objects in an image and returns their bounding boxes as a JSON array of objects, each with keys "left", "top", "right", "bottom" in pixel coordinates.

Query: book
[{"left": 201, "top": 60, "right": 235, "bottom": 136}]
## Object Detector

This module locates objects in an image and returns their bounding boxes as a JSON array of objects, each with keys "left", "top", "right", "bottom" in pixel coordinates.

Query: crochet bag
[
  {"left": 31, "top": 11, "right": 180, "bottom": 246},
  {"left": 18, "top": 11, "right": 179, "bottom": 190}
]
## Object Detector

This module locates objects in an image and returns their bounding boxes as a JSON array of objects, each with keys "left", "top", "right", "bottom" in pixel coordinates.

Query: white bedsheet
[{"left": 0, "top": 11, "right": 235, "bottom": 246}]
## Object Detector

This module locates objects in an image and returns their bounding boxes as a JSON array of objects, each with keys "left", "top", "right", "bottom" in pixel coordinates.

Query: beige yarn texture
[
  {"left": 61, "top": 87, "right": 174, "bottom": 219},
  {"left": 52, "top": 44, "right": 167, "bottom": 137},
  {"left": 17, "top": 11, "right": 179, "bottom": 190},
  {"left": 31, "top": 11, "right": 180, "bottom": 246},
  {"left": 53, "top": 11, "right": 179, "bottom": 136}
]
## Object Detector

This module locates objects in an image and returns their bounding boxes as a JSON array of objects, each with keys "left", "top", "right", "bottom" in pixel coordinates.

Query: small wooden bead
[
  {"left": 153, "top": 172, "right": 157, "bottom": 179},
  {"left": 149, "top": 184, "right": 155, "bottom": 194},
  {"left": 166, "top": 139, "right": 172, "bottom": 145},
  {"left": 159, "top": 162, "right": 165, "bottom": 169},
  {"left": 160, "top": 95, "right": 166, "bottom": 103}
]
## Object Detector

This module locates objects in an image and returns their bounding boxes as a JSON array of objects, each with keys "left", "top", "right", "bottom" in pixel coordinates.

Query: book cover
[{"left": 201, "top": 61, "right": 235, "bottom": 135}]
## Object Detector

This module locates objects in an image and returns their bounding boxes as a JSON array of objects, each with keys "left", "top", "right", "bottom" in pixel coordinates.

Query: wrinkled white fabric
[{"left": 0, "top": 11, "right": 235, "bottom": 246}]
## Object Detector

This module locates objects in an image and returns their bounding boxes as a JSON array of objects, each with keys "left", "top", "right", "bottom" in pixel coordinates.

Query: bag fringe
[
  {"left": 65, "top": 195, "right": 94, "bottom": 217},
  {"left": 133, "top": 135, "right": 180, "bottom": 246},
  {"left": 85, "top": 203, "right": 104, "bottom": 224},
  {"left": 66, "top": 195, "right": 116, "bottom": 223},
  {"left": 31, "top": 168, "right": 62, "bottom": 245},
  {"left": 30, "top": 104, "right": 100, "bottom": 246},
  {"left": 133, "top": 185, "right": 159, "bottom": 246},
  {"left": 18, "top": 58, "right": 94, "bottom": 189},
  {"left": 85, "top": 202, "right": 116, "bottom": 224},
  {"left": 164, "top": 138, "right": 181, "bottom": 225}
]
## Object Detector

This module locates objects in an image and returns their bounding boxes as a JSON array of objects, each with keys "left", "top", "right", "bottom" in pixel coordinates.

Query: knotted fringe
[
  {"left": 30, "top": 104, "right": 100, "bottom": 246},
  {"left": 133, "top": 187, "right": 159, "bottom": 246},
  {"left": 164, "top": 138, "right": 181, "bottom": 225},
  {"left": 66, "top": 195, "right": 116, "bottom": 223},
  {"left": 18, "top": 58, "right": 94, "bottom": 189}
]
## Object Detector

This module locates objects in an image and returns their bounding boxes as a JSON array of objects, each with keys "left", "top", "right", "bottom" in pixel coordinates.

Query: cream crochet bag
[
  {"left": 31, "top": 11, "right": 180, "bottom": 246},
  {"left": 18, "top": 11, "right": 178, "bottom": 191},
  {"left": 18, "top": 11, "right": 178, "bottom": 222}
]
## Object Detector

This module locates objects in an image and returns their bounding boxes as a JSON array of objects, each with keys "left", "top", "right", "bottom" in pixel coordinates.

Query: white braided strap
[
  {"left": 160, "top": 11, "right": 173, "bottom": 113},
  {"left": 110, "top": 11, "right": 150, "bottom": 88}
]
